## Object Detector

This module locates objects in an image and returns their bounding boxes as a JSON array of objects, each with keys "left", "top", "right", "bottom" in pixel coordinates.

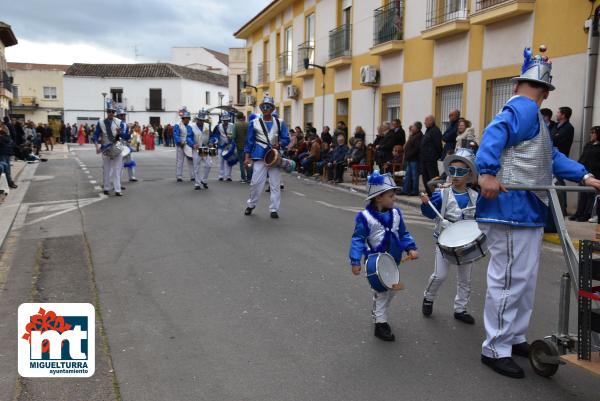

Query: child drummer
[
  {"left": 419, "top": 148, "right": 479, "bottom": 324},
  {"left": 349, "top": 171, "right": 419, "bottom": 341}
]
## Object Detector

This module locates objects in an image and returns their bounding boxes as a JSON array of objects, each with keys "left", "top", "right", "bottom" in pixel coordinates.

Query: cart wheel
[{"left": 529, "top": 339, "right": 560, "bottom": 377}]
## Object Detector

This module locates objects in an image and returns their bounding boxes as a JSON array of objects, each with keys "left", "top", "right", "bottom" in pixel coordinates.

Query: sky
[{"left": 3, "top": 0, "right": 269, "bottom": 65}]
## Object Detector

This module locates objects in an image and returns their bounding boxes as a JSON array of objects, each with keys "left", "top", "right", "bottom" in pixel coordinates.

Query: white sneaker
[{"left": 589, "top": 216, "right": 598, "bottom": 223}]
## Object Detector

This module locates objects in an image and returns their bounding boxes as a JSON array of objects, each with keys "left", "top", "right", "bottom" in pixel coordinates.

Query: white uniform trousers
[
  {"left": 192, "top": 152, "right": 213, "bottom": 186},
  {"left": 246, "top": 160, "right": 281, "bottom": 212},
  {"left": 479, "top": 223, "right": 543, "bottom": 358},
  {"left": 218, "top": 154, "right": 233, "bottom": 180},
  {"left": 102, "top": 154, "right": 123, "bottom": 193},
  {"left": 176, "top": 146, "right": 194, "bottom": 180},
  {"left": 123, "top": 154, "right": 136, "bottom": 180},
  {"left": 424, "top": 247, "right": 473, "bottom": 313},
  {"left": 373, "top": 290, "right": 396, "bottom": 323}
]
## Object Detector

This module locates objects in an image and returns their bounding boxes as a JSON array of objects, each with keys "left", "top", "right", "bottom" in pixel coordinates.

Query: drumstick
[
  {"left": 400, "top": 255, "right": 412, "bottom": 264},
  {"left": 427, "top": 200, "right": 446, "bottom": 221}
]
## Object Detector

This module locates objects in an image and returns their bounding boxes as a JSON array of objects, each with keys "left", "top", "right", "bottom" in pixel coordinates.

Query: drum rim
[
  {"left": 437, "top": 220, "right": 484, "bottom": 247},
  {"left": 264, "top": 148, "right": 280, "bottom": 167},
  {"left": 437, "top": 232, "right": 486, "bottom": 252},
  {"left": 367, "top": 252, "right": 398, "bottom": 290}
]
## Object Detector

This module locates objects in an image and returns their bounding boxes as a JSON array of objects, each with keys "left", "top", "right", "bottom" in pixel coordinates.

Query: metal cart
[{"left": 504, "top": 185, "right": 600, "bottom": 377}]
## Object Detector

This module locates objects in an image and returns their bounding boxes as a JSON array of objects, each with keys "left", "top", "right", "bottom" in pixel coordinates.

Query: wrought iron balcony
[
  {"left": 145, "top": 98, "right": 166, "bottom": 111},
  {"left": 471, "top": 0, "right": 535, "bottom": 25},
  {"left": 329, "top": 24, "right": 352, "bottom": 60},
  {"left": 373, "top": 1, "right": 404, "bottom": 47},
  {"left": 476, "top": 0, "right": 514, "bottom": 10},
  {"left": 278, "top": 51, "right": 293, "bottom": 79},
  {"left": 297, "top": 41, "right": 315, "bottom": 72},
  {"left": 257, "top": 61, "right": 269, "bottom": 86},
  {"left": 426, "top": 0, "right": 469, "bottom": 29},
  {"left": 13, "top": 96, "right": 38, "bottom": 108}
]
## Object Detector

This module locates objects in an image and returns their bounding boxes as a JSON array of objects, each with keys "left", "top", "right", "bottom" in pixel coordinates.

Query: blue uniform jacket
[
  {"left": 420, "top": 190, "right": 471, "bottom": 219},
  {"left": 244, "top": 119, "right": 290, "bottom": 160},
  {"left": 475, "top": 96, "right": 587, "bottom": 227},
  {"left": 173, "top": 123, "right": 194, "bottom": 148},
  {"left": 119, "top": 121, "right": 130, "bottom": 141},
  {"left": 349, "top": 206, "right": 417, "bottom": 266}
]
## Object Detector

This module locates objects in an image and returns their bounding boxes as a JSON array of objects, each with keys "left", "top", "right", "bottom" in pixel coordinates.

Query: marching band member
[
  {"left": 476, "top": 46, "right": 600, "bottom": 378},
  {"left": 116, "top": 107, "right": 137, "bottom": 182},
  {"left": 349, "top": 171, "right": 419, "bottom": 341},
  {"left": 212, "top": 113, "right": 233, "bottom": 182},
  {"left": 191, "top": 109, "right": 212, "bottom": 190},
  {"left": 93, "top": 99, "right": 123, "bottom": 196},
  {"left": 419, "top": 148, "right": 479, "bottom": 325},
  {"left": 244, "top": 95, "right": 290, "bottom": 218},
  {"left": 174, "top": 107, "right": 195, "bottom": 183}
]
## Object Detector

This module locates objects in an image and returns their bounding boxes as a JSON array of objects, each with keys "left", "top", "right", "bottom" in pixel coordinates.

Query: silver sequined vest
[{"left": 496, "top": 113, "right": 553, "bottom": 205}]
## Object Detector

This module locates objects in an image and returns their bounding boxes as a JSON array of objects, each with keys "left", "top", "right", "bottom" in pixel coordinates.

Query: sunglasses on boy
[
  {"left": 260, "top": 104, "right": 274, "bottom": 112},
  {"left": 448, "top": 166, "right": 471, "bottom": 177}
]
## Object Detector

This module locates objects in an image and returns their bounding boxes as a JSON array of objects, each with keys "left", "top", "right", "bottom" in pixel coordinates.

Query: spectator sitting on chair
[
  {"left": 301, "top": 137, "right": 321, "bottom": 176},
  {"left": 455, "top": 118, "right": 477, "bottom": 150},
  {"left": 347, "top": 139, "right": 366, "bottom": 169},
  {"left": 320, "top": 126, "right": 332, "bottom": 146},
  {"left": 353, "top": 126, "right": 366, "bottom": 143},
  {"left": 316, "top": 142, "right": 332, "bottom": 177},
  {"left": 385, "top": 145, "right": 404, "bottom": 173},
  {"left": 328, "top": 134, "right": 349, "bottom": 183}
]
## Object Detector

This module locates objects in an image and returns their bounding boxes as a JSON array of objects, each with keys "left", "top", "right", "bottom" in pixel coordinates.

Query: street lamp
[
  {"left": 303, "top": 57, "right": 326, "bottom": 130},
  {"left": 101, "top": 92, "right": 107, "bottom": 118},
  {"left": 218, "top": 91, "right": 224, "bottom": 106}
]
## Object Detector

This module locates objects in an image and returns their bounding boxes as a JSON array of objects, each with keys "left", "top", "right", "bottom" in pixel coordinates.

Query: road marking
[
  {"left": 0, "top": 164, "right": 39, "bottom": 249},
  {"left": 89, "top": 180, "right": 97, "bottom": 184},
  {"left": 292, "top": 191, "right": 306, "bottom": 197},
  {"left": 87, "top": 175, "right": 93, "bottom": 179},
  {"left": 315, "top": 200, "right": 363, "bottom": 213},
  {"left": 20, "top": 194, "right": 107, "bottom": 226},
  {"left": 94, "top": 186, "right": 102, "bottom": 191}
]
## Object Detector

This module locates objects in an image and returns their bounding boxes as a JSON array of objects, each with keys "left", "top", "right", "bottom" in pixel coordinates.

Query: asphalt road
[{"left": 1, "top": 144, "right": 599, "bottom": 401}]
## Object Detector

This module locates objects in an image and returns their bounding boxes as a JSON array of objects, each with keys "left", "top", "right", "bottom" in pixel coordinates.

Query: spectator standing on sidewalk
[
  {"left": 540, "top": 108, "right": 556, "bottom": 131},
  {"left": 441, "top": 109, "right": 460, "bottom": 160},
  {"left": 232, "top": 113, "right": 252, "bottom": 183},
  {"left": 402, "top": 122, "right": 423, "bottom": 196},
  {"left": 321, "top": 126, "right": 332, "bottom": 145},
  {"left": 570, "top": 126, "right": 600, "bottom": 222},
  {"left": 420, "top": 115, "right": 442, "bottom": 196},
  {"left": 391, "top": 119, "right": 406, "bottom": 147},
  {"left": 551, "top": 106, "right": 575, "bottom": 215},
  {"left": 0, "top": 123, "right": 17, "bottom": 189}
]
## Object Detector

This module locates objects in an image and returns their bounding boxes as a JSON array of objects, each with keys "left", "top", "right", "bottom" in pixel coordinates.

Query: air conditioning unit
[
  {"left": 360, "top": 65, "right": 379, "bottom": 86},
  {"left": 247, "top": 95, "right": 256, "bottom": 106},
  {"left": 286, "top": 85, "right": 299, "bottom": 100}
]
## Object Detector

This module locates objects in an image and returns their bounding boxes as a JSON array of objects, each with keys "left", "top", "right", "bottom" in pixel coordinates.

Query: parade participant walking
[
  {"left": 349, "top": 171, "right": 419, "bottom": 341},
  {"left": 212, "top": 113, "right": 233, "bottom": 181},
  {"left": 420, "top": 148, "right": 479, "bottom": 324},
  {"left": 244, "top": 95, "right": 290, "bottom": 218},
  {"left": 174, "top": 107, "right": 195, "bottom": 182},
  {"left": 191, "top": 109, "right": 212, "bottom": 190},
  {"left": 93, "top": 100, "right": 123, "bottom": 196},
  {"left": 116, "top": 108, "right": 137, "bottom": 182},
  {"left": 476, "top": 46, "right": 600, "bottom": 378}
]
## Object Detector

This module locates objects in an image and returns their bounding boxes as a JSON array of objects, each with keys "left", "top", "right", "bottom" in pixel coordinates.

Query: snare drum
[
  {"left": 199, "top": 146, "right": 210, "bottom": 156},
  {"left": 183, "top": 145, "right": 194, "bottom": 159},
  {"left": 121, "top": 145, "right": 131, "bottom": 158},
  {"left": 437, "top": 220, "right": 487, "bottom": 265},
  {"left": 365, "top": 252, "right": 400, "bottom": 292},
  {"left": 221, "top": 143, "right": 239, "bottom": 166},
  {"left": 208, "top": 147, "right": 218, "bottom": 156}
]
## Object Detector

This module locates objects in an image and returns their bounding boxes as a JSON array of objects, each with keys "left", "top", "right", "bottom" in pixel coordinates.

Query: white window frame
[{"left": 43, "top": 86, "right": 58, "bottom": 100}]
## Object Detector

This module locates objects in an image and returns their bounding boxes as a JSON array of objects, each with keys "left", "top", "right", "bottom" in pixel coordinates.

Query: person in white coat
[
  {"left": 173, "top": 107, "right": 195, "bottom": 182},
  {"left": 212, "top": 113, "right": 233, "bottom": 181},
  {"left": 191, "top": 109, "right": 213, "bottom": 190},
  {"left": 93, "top": 100, "right": 123, "bottom": 196}
]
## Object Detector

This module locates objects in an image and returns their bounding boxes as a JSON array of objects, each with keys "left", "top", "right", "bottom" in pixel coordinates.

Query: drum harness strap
[{"left": 257, "top": 118, "right": 280, "bottom": 148}]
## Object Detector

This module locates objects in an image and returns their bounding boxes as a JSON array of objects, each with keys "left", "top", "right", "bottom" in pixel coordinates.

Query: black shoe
[
  {"left": 190, "top": 178, "right": 195, "bottom": 182},
  {"left": 103, "top": 190, "right": 110, "bottom": 195},
  {"left": 270, "top": 211, "right": 279, "bottom": 219},
  {"left": 177, "top": 178, "right": 183, "bottom": 182},
  {"left": 481, "top": 355, "right": 525, "bottom": 378},
  {"left": 8, "top": 182, "right": 17, "bottom": 189},
  {"left": 244, "top": 207, "right": 254, "bottom": 216},
  {"left": 202, "top": 182, "right": 208, "bottom": 189},
  {"left": 226, "top": 178, "right": 232, "bottom": 182},
  {"left": 280, "top": 184, "right": 284, "bottom": 190},
  {"left": 454, "top": 311, "right": 475, "bottom": 325},
  {"left": 568, "top": 214, "right": 581, "bottom": 221},
  {"left": 577, "top": 215, "right": 591, "bottom": 222},
  {"left": 115, "top": 192, "right": 122, "bottom": 197},
  {"left": 129, "top": 178, "right": 138, "bottom": 182},
  {"left": 218, "top": 178, "right": 224, "bottom": 181},
  {"left": 265, "top": 187, "right": 270, "bottom": 192},
  {"left": 374, "top": 322, "right": 395, "bottom": 342},
  {"left": 422, "top": 299, "right": 433, "bottom": 316},
  {"left": 512, "top": 342, "right": 530, "bottom": 358},
  {"left": 121, "top": 186, "right": 126, "bottom": 190},
  {"left": 194, "top": 185, "right": 201, "bottom": 190}
]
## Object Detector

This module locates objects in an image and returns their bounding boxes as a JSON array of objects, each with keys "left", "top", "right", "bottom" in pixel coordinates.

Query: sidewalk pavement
[
  {"left": 0, "top": 144, "right": 69, "bottom": 250},
  {"left": 294, "top": 171, "right": 599, "bottom": 247}
]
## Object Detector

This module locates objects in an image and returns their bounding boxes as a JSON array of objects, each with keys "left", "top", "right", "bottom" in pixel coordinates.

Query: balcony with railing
[
  {"left": 370, "top": 1, "right": 405, "bottom": 56},
  {"left": 236, "top": 92, "right": 248, "bottom": 107},
  {"left": 296, "top": 41, "right": 315, "bottom": 77},
  {"left": 12, "top": 96, "right": 38, "bottom": 109},
  {"left": 0, "top": 71, "right": 13, "bottom": 98},
  {"left": 327, "top": 24, "right": 352, "bottom": 69},
  {"left": 470, "top": 0, "right": 535, "bottom": 25},
  {"left": 277, "top": 51, "right": 293, "bottom": 83},
  {"left": 257, "top": 61, "right": 270, "bottom": 89},
  {"left": 422, "top": 0, "right": 470, "bottom": 40},
  {"left": 145, "top": 98, "right": 166, "bottom": 111}
]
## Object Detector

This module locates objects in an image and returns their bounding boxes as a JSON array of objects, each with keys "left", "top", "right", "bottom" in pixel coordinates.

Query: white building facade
[
  {"left": 171, "top": 47, "right": 229, "bottom": 75},
  {"left": 64, "top": 63, "right": 228, "bottom": 127}
]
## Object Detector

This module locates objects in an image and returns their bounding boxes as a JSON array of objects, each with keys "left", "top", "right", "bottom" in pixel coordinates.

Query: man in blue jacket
[
  {"left": 173, "top": 107, "right": 195, "bottom": 183},
  {"left": 244, "top": 95, "right": 290, "bottom": 218},
  {"left": 476, "top": 46, "right": 600, "bottom": 379}
]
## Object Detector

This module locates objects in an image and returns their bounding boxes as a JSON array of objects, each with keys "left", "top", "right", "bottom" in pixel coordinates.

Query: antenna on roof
[{"left": 133, "top": 45, "right": 142, "bottom": 61}]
